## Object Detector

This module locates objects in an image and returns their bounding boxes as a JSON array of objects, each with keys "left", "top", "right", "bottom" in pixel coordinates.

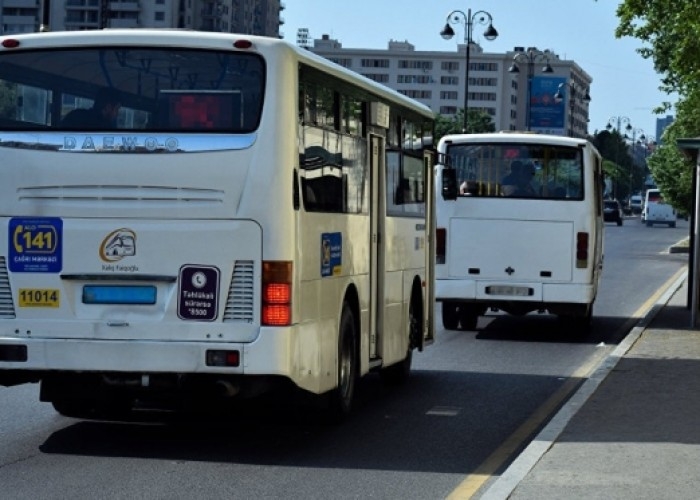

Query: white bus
[
  {"left": 435, "top": 133, "right": 604, "bottom": 331},
  {"left": 0, "top": 30, "right": 435, "bottom": 419}
]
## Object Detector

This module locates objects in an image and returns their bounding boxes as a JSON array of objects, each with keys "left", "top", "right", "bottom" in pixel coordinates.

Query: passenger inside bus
[
  {"left": 61, "top": 88, "right": 122, "bottom": 130},
  {"left": 502, "top": 160, "right": 537, "bottom": 197}
]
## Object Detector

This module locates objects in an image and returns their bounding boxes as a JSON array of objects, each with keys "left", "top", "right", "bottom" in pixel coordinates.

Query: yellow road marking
[{"left": 447, "top": 267, "right": 687, "bottom": 499}]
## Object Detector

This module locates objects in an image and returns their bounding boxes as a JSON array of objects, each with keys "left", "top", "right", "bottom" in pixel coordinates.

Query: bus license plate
[
  {"left": 18, "top": 288, "right": 60, "bottom": 308},
  {"left": 485, "top": 285, "right": 532, "bottom": 296}
]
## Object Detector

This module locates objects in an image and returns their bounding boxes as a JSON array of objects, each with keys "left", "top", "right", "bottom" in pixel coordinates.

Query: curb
[{"left": 477, "top": 269, "right": 688, "bottom": 500}]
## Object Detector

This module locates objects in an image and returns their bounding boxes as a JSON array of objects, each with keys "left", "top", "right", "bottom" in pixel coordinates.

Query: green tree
[
  {"left": 613, "top": 0, "right": 700, "bottom": 212},
  {"left": 591, "top": 129, "right": 640, "bottom": 200},
  {"left": 0, "top": 81, "right": 17, "bottom": 119},
  {"left": 434, "top": 108, "right": 495, "bottom": 144}
]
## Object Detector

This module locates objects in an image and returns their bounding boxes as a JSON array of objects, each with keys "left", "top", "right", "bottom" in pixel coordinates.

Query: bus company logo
[
  {"left": 63, "top": 136, "right": 180, "bottom": 152},
  {"left": 99, "top": 228, "right": 137, "bottom": 262}
]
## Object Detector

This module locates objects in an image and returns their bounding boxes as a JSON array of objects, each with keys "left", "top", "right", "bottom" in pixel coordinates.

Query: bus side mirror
[{"left": 442, "top": 167, "right": 459, "bottom": 200}]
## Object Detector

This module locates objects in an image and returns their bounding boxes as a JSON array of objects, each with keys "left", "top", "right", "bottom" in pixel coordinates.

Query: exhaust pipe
[{"left": 215, "top": 380, "right": 240, "bottom": 398}]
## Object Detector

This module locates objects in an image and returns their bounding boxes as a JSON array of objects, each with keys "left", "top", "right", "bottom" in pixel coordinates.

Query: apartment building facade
[
  {"left": 0, "top": 0, "right": 283, "bottom": 36},
  {"left": 309, "top": 34, "right": 593, "bottom": 137}
]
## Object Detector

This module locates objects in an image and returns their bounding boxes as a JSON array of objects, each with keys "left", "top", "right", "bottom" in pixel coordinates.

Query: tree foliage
[
  {"left": 614, "top": 0, "right": 700, "bottom": 211},
  {"left": 591, "top": 130, "right": 643, "bottom": 200},
  {"left": 433, "top": 108, "right": 495, "bottom": 144}
]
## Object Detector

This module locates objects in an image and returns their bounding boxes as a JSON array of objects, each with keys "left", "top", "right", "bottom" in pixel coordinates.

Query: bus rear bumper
[{"left": 436, "top": 279, "right": 596, "bottom": 305}]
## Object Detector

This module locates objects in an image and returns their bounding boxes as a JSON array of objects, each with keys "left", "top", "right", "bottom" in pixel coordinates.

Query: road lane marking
[{"left": 447, "top": 267, "right": 688, "bottom": 500}]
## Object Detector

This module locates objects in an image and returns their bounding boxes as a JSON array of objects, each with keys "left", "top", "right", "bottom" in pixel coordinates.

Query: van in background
[
  {"left": 644, "top": 188, "right": 676, "bottom": 227},
  {"left": 629, "top": 194, "right": 643, "bottom": 215}
]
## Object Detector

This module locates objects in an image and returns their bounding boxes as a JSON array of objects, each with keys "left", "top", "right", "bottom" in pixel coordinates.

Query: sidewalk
[{"left": 480, "top": 270, "right": 700, "bottom": 499}]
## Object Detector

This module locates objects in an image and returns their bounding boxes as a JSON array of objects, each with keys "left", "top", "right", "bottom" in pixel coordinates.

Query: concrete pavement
[{"left": 478, "top": 268, "right": 699, "bottom": 499}]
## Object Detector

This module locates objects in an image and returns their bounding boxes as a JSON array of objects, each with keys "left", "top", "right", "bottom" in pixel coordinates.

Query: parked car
[{"left": 603, "top": 199, "right": 623, "bottom": 226}]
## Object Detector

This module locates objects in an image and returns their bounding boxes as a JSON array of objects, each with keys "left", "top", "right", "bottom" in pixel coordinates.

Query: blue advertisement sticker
[
  {"left": 321, "top": 232, "right": 342, "bottom": 277},
  {"left": 9, "top": 218, "right": 63, "bottom": 273}
]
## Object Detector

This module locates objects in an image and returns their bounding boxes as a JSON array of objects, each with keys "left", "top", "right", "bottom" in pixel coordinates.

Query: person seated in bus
[
  {"left": 62, "top": 88, "right": 122, "bottom": 130},
  {"left": 459, "top": 173, "right": 479, "bottom": 196},
  {"left": 502, "top": 160, "right": 537, "bottom": 197}
]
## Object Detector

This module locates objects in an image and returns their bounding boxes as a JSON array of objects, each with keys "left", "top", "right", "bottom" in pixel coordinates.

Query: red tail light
[
  {"left": 576, "top": 232, "right": 589, "bottom": 268},
  {"left": 436, "top": 227, "right": 446, "bottom": 264},
  {"left": 2, "top": 39, "right": 20, "bottom": 49},
  {"left": 262, "top": 261, "right": 292, "bottom": 326}
]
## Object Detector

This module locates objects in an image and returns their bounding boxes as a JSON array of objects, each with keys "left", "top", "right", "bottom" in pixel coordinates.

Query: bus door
[
  {"left": 369, "top": 134, "right": 385, "bottom": 360},
  {"left": 422, "top": 150, "right": 436, "bottom": 347}
]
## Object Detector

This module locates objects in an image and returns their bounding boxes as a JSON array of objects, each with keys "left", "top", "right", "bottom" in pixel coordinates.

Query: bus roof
[
  {"left": 439, "top": 132, "right": 591, "bottom": 148},
  {"left": 0, "top": 28, "right": 434, "bottom": 120}
]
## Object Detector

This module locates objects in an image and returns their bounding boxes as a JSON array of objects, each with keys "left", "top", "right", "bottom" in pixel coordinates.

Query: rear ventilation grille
[
  {"left": 0, "top": 257, "right": 16, "bottom": 319},
  {"left": 223, "top": 260, "right": 255, "bottom": 322}
]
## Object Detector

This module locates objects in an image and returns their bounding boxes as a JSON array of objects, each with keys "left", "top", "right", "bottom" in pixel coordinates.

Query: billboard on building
[{"left": 529, "top": 76, "right": 566, "bottom": 135}]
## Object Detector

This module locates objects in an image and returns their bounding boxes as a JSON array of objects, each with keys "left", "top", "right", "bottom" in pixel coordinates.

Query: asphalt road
[{"left": 0, "top": 216, "right": 690, "bottom": 500}]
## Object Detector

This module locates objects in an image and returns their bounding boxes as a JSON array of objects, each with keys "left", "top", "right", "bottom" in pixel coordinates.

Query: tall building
[
  {"left": 0, "top": 0, "right": 284, "bottom": 36},
  {"left": 655, "top": 115, "right": 674, "bottom": 144},
  {"left": 307, "top": 34, "right": 592, "bottom": 137}
]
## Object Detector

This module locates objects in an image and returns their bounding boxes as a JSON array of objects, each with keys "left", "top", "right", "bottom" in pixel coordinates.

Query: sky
[{"left": 281, "top": 0, "right": 674, "bottom": 142}]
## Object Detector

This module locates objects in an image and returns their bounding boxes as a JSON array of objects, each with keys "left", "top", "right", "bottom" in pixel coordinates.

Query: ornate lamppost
[
  {"left": 553, "top": 81, "right": 591, "bottom": 137},
  {"left": 508, "top": 48, "right": 554, "bottom": 131},
  {"left": 606, "top": 116, "right": 633, "bottom": 200},
  {"left": 440, "top": 8, "right": 498, "bottom": 133}
]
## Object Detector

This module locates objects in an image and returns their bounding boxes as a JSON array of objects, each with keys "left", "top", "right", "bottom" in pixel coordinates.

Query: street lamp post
[
  {"left": 553, "top": 82, "right": 591, "bottom": 137},
  {"left": 627, "top": 127, "right": 646, "bottom": 195},
  {"left": 508, "top": 48, "right": 554, "bottom": 131},
  {"left": 607, "top": 115, "right": 632, "bottom": 136},
  {"left": 440, "top": 8, "right": 498, "bottom": 133},
  {"left": 606, "top": 116, "right": 633, "bottom": 200}
]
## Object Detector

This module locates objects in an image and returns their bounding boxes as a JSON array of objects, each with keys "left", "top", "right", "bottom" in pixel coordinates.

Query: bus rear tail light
[
  {"left": 1, "top": 39, "right": 20, "bottom": 49},
  {"left": 576, "top": 232, "right": 589, "bottom": 268},
  {"left": 436, "top": 228, "right": 446, "bottom": 264},
  {"left": 262, "top": 261, "right": 292, "bottom": 326}
]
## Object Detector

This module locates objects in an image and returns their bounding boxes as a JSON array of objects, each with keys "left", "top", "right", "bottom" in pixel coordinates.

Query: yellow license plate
[{"left": 18, "top": 288, "right": 60, "bottom": 308}]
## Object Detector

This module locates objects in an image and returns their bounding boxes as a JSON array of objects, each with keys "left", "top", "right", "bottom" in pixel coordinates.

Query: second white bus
[{"left": 436, "top": 133, "right": 604, "bottom": 331}]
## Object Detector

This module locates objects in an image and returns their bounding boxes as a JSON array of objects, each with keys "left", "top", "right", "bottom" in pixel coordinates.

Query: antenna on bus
[{"left": 40, "top": 0, "right": 50, "bottom": 32}]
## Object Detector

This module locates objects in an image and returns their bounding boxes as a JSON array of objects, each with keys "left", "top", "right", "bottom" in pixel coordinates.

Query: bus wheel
[
  {"left": 459, "top": 305, "right": 479, "bottom": 331},
  {"left": 327, "top": 304, "right": 358, "bottom": 420},
  {"left": 442, "top": 303, "right": 459, "bottom": 330},
  {"left": 559, "top": 304, "right": 592, "bottom": 336},
  {"left": 382, "top": 292, "right": 419, "bottom": 384},
  {"left": 51, "top": 398, "right": 95, "bottom": 419}
]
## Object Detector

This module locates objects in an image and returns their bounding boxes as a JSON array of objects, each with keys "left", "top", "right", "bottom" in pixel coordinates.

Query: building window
[
  {"left": 155, "top": 12, "right": 165, "bottom": 22},
  {"left": 398, "top": 90, "right": 432, "bottom": 99},
  {"left": 397, "top": 75, "right": 432, "bottom": 84},
  {"left": 441, "top": 61, "right": 460, "bottom": 71},
  {"left": 440, "top": 91, "right": 458, "bottom": 100},
  {"left": 362, "top": 73, "right": 389, "bottom": 83},
  {"left": 441, "top": 76, "right": 459, "bottom": 85},
  {"left": 398, "top": 60, "right": 433, "bottom": 70},
  {"left": 330, "top": 58, "right": 352, "bottom": 68},
  {"left": 361, "top": 59, "right": 389, "bottom": 68}
]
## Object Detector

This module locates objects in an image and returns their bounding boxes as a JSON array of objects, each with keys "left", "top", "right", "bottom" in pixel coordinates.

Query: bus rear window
[
  {"left": 0, "top": 47, "right": 264, "bottom": 133},
  {"left": 444, "top": 142, "right": 584, "bottom": 200}
]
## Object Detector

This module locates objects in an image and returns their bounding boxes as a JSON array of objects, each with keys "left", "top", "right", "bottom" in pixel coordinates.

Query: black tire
[
  {"left": 459, "top": 304, "right": 479, "bottom": 331},
  {"left": 442, "top": 303, "right": 459, "bottom": 330},
  {"left": 382, "top": 293, "right": 418, "bottom": 385},
  {"left": 326, "top": 304, "right": 358, "bottom": 420},
  {"left": 51, "top": 398, "right": 95, "bottom": 419},
  {"left": 617, "top": 218, "right": 623, "bottom": 226},
  {"left": 670, "top": 222, "right": 676, "bottom": 228},
  {"left": 558, "top": 304, "right": 592, "bottom": 336}
]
